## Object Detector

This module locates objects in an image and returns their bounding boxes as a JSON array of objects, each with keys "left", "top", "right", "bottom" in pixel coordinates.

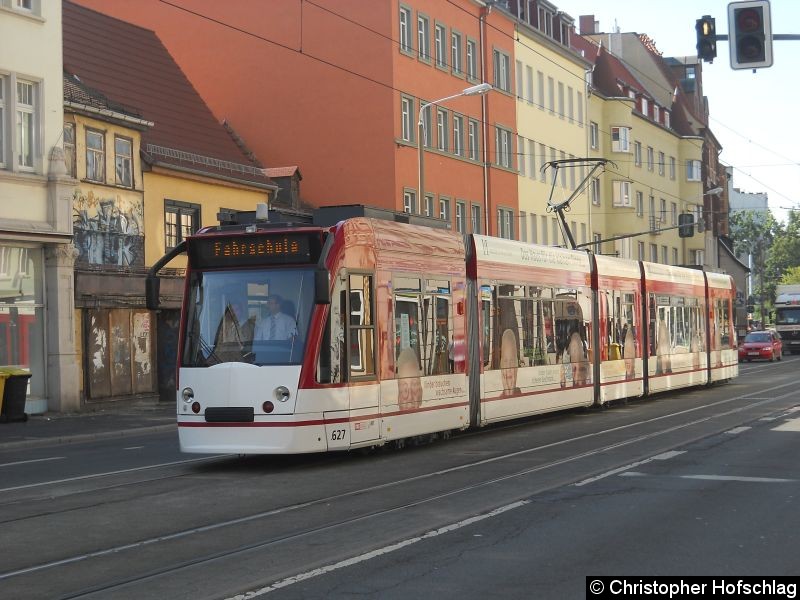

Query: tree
[
  {"left": 780, "top": 265, "right": 800, "bottom": 285},
  {"left": 728, "top": 209, "right": 778, "bottom": 321},
  {"left": 767, "top": 210, "right": 800, "bottom": 293}
]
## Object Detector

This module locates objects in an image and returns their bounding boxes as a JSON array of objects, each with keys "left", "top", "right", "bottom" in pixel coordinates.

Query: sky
[{"left": 560, "top": 0, "right": 799, "bottom": 224}]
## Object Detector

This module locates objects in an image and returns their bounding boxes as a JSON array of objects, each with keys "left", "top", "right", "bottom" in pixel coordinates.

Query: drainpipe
[{"left": 480, "top": 6, "right": 490, "bottom": 235}]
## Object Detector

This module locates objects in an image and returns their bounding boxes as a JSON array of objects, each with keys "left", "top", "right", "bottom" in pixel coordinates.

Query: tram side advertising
[{"left": 147, "top": 217, "right": 738, "bottom": 455}]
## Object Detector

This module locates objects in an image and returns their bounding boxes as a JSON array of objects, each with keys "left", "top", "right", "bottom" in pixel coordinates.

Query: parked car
[{"left": 738, "top": 330, "right": 783, "bottom": 362}]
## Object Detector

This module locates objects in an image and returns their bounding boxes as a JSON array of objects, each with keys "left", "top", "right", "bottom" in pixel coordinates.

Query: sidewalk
[{"left": 0, "top": 402, "right": 177, "bottom": 450}]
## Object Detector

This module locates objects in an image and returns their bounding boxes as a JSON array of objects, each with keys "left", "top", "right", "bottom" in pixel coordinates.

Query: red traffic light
[{"left": 736, "top": 8, "right": 761, "bottom": 32}]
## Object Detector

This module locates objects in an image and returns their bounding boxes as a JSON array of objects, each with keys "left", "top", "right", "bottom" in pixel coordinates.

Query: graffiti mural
[{"left": 73, "top": 188, "right": 144, "bottom": 267}]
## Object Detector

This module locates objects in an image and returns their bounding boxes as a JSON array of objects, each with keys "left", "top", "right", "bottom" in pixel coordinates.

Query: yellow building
[
  {"left": 576, "top": 27, "right": 706, "bottom": 266},
  {"left": 513, "top": 10, "right": 592, "bottom": 249},
  {"left": 63, "top": 3, "right": 277, "bottom": 406}
]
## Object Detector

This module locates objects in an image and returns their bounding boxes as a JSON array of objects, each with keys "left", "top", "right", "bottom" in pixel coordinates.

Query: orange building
[{"left": 71, "top": 0, "right": 518, "bottom": 236}]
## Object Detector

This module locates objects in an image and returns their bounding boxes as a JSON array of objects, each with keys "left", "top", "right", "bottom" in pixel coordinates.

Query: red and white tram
[{"left": 147, "top": 216, "right": 738, "bottom": 454}]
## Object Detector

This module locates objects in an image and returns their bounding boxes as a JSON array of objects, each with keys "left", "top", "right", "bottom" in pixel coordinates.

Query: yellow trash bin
[{"left": 0, "top": 367, "right": 31, "bottom": 423}]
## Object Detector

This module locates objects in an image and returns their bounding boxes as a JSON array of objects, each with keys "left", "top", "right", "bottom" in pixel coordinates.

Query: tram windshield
[{"left": 182, "top": 268, "right": 314, "bottom": 367}]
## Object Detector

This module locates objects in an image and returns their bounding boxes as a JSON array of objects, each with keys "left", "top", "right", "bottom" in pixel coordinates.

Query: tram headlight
[
  {"left": 182, "top": 387, "right": 194, "bottom": 403},
  {"left": 274, "top": 386, "right": 291, "bottom": 402}
]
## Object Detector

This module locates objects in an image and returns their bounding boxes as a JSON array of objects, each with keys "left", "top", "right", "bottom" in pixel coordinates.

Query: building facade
[{"left": 1, "top": 0, "right": 79, "bottom": 413}]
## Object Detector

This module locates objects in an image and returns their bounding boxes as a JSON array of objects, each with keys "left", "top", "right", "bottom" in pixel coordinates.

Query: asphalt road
[{"left": 1, "top": 356, "right": 798, "bottom": 600}]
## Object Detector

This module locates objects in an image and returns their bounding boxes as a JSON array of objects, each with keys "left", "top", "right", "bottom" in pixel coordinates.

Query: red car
[{"left": 739, "top": 330, "right": 783, "bottom": 362}]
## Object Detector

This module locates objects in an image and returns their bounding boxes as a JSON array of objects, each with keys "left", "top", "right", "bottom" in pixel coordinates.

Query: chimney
[{"left": 579, "top": 15, "right": 598, "bottom": 34}]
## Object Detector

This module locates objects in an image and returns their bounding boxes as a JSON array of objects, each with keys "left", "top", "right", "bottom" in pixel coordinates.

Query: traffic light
[
  {"left": 695, "top": 16, "right": 717, "bottom": 62},
  {"left": 728, "top": 0, "right": 773, "bottom": 70},
  {"left": 678, "top": 213, "right": 695, "bottom": 238}
]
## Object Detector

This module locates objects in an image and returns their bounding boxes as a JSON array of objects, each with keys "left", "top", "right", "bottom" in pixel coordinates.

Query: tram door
[{"left": 323, "top": 271, "right": 380, "bottom": 449}]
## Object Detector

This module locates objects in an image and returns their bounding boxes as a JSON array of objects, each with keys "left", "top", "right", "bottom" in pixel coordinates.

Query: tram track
[{"left": 1, "top": 367, "right": 798, "bottom": 599}]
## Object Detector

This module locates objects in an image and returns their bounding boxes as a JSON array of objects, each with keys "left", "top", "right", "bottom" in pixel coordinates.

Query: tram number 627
[{"left": 330, "top": 429, "right": 346, "bottom": 441}]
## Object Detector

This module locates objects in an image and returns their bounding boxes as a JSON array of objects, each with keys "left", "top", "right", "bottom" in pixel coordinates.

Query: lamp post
[{"left": 418, "top": 83, "right": 492, "bottom": 214}]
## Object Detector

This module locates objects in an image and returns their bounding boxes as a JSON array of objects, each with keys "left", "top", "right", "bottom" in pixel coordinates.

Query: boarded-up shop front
[{"left": 84, "top": 308, "right": 155, "bottom": 400}]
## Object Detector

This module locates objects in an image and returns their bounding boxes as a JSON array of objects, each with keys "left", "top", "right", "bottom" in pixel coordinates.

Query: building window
[
  {"left": 525, "top": 65, "right": 533, "bottom": 103},
  {"left": 403, "top": 190, "right": 416, "bottom": 214},
  {"left": 528, "top": 139, "right": 535, "bottom": 178},
  {"left": 612, "top": 181, "right": 631, "bottom": 207},
  {"left": 691, "top": 249, "right": 705, "bottom": 265},
  {"left": 541, "top": 216, "right": 549, "bottom": 245},
  {"left": 653, "top": 105, "right": 660, "bottom": 124},
  {"left": 451, "top": 31, "right": 462, "bottom": 75},
  {"left": 439, "top": 197, "right": 451, "bottom": 223},
  {"left": 493, "top": 49, "right": 510, "bottom": 93},
  {"left": 495, "top": 127, "right": 512, "bottom": 168},
  {"left": 466, "top": 39, "right": 477, "bottom": 80},
  {"left": 686, "top": 159, "right": 701, "bottom": 181},
  {"left": 557, "top": 82, "right": 564, "bottom": 118},
  {"left": 658, "top": 151, "right": 665, "bottom": 176},
  {"left": 470, "top": 204, "right": 481, "bottom": 234},
  {"left": 530, "top": 212, "right": 538, "bottom": 243},
  {"left": 453, "top": 115, "right": 464, "bottom": 157},
  {"left": 664, "top": 111, "right": 671, "bottom": 129},
  {"left": 636, "top": 191, "right": 644, "bottom": 217},
  {"left": 647, "top": 146, "right": 654, "bottom": 171},
  {"left": 634, "top": 141, "right": 642, "bottom": 166},
  {"left": 671, "top": 202, "right": 677, "bottom": 226},
  {"left": 468, "top": 119, "right": 479, "bottom": 160},
  {"left": 539, "top": 144, "right": 546, "bottom": 182},
  {"left": 434, "top": 23, "right": 447, "bottom": 69},
  {"left": 638, "top": 241, "right": 644, "bottom": 260},
  {"left": 497, "top": 207, "right": 513, "bottom": 239},
  {"left": 552, "top": 218, "right": 559, "bottom": 246},
  {"left": 436, "top": 109, "right": 449, "bottom": 152},
  {"left": 611, "top": 126, "right": 630, "bottom": 152},
  {"left": 456, "top": 201, "right": 466, "bottom": 233},
  {"left": 567, "top": 86, "right": 574, "bottom": 122},
  {"left": 417, "top": 14, "right": 430, "bottom": 61},
  {"left": 423, "top": 194, "right": 434, "bottom": 217},
  {"left": 589, "top": 122, "right": 599, "bottom": 149},
  {"left": 0, "top": 77, "right": 5, "bottom": 168},
  {"left": 641, "top": 96, "right": 648, "bottom": 117},
  {"left": 518, "top": 136, "right": 526, "bottom": 176},
  {"left": 164, "top": 200, "right": 200, "bottom": 251},
  {"left": 547, "top": 77, "right": 555, "bottom": 113},
  {"left": 16, "top": 80, "right": 35, "bottom": 170},
  {"left": 594, "top": 233, "right": 603, "bottom": 254},
  {"left": 669, "top": 156, "right": 676, "bottom": 180},
  {"left": 115, "top": 136, "right": 133, "bottom": 187},
  {"left": 420, "top": 101, "right": 432, "bottom": 148},
  {"left": 537, "top": 71, "right": 544, "bottom": 110},
  {"left": 591, "top": 178, "right": 600, "bottom": 206},
  {"left": 63, "top": 123, "right": 76, "bottom": 178},
  {"left": 662, "top": 245, "right": 668, "bottom": 265},
  {"left": 520, "top": 211, "right": 527, "bottom": 242},
  {"left": 399, "top": 6, "right": 412, "bottom": 53},
  {"left": 650, "top": 243, "right": 658, "bottom": 263},
  {"left": 85, "top": 128, "right": 105, "bottom": 182},
  {"left": 672, "top": 247, "right": 678, "bottom": 265},
  {"left": 400, "top": 95, "right": 414, "bottom": 142},
  {"left": 516, "top": 60, "right": 524, "bottom": 99},
  {"left": 577, "top": 91, "right": 583, "bottom": 126}
]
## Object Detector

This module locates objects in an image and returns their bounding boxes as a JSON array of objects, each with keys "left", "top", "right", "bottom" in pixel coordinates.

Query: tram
[{"left": 146, "top": 216, "right": 738, "bottom": 454}]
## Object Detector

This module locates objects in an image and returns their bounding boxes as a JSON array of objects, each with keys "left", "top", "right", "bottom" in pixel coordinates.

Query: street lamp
[{"left": 418, "top": 83, "right": 492, "bottom": 214}]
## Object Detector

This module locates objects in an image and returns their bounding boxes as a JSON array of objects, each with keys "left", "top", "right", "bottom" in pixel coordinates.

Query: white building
[{"left": 0, "top": 0, "right": 79, "bottom": 413}]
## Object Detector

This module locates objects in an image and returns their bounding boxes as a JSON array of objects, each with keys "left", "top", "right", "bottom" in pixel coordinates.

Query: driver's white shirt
[{"left": 255, "top": 312, "right": 297, "bottom": 340}]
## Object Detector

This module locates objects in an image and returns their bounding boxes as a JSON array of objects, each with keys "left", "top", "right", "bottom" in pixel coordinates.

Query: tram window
[
  {"left": 481, "top": 285, "right": 491, "bottom": 367},
  {"left": 348, "top": 274, "right": 375, "bottom": 378},
  {"left": 317, "top": 277, "right": 346, "bottom": 383}
]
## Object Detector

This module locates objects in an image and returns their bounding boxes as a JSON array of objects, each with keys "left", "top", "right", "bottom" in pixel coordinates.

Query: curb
[{"left": 0, "top": 423, "right": 177, "bottom": 451}]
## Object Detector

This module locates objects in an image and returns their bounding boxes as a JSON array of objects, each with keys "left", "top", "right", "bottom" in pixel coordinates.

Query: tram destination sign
[{"left": 189, "top": 232, "right": 313, "bottom": 267}]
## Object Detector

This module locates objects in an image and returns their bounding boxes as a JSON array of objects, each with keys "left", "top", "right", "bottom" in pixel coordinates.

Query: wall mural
[{"left": 73, "top": 188, "right": 144, "bottom": 267}]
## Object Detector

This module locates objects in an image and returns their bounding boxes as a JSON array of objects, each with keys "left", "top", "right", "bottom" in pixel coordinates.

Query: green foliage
[{"left": 780, "top": 266, "right": 800, "bottom": 285}]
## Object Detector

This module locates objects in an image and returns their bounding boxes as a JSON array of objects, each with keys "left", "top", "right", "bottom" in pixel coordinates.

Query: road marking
[
  {"left": 0, "top": 456, "right": 221, "bottom": 493},
  {"left": 123, "top": 446, "right": 145, "bottom": 450},
  {"left": 725, "top": 426, "right": 751, "bottom": 435},
  {"left": 224, "top": 500, "right": 530, "bottom": 599},
  {"left": 0, "top": 456, "right": 65, "bottom": 468},
  {"left": 772, "top": 418, "right": 800, "bottom": 432},
  {"left": 680, "top": 474, "right": 794, "bottom": 483},
  {"left": 573, "top": 451, "right": 685, "bottom": 487},
  {"left": 620, "top": 472, "right": 794, "bottom": 483}
]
